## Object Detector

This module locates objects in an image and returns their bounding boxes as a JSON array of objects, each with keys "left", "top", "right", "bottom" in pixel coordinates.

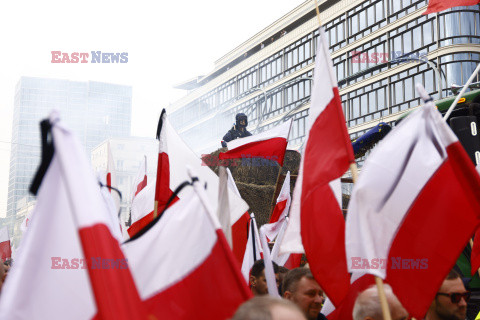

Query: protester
[
  {"left": 277, "top": 266, "right": 289, "bottom": 295},
  {"left": 231, "top": 296, "right": 306, "bottom": 320},
  {"left": 352, "top": 284, "right": 408, "bottom": 320},
  {"left": 221, "top": 113, "right": 252, "bottom": 147},
  {"left": 425, "top": 270, "right": 469, "bottom": 320},
  {"left": 282, "top": 267, "right": 326, "bottom": 320},
  {"left": 250, "top": 259, "right": 280, "bottom": 296}
]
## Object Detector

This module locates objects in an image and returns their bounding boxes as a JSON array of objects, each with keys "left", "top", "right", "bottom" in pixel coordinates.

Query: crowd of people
[{"left": 231, "top": 259, "right": 470, "bottom": 320}]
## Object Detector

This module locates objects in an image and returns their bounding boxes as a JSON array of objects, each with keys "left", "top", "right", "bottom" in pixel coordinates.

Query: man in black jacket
[{"left": 221, "top": 113, "right": 252, "bottom": 148}]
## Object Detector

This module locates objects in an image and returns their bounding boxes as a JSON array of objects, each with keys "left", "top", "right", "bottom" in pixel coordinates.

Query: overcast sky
[{"left": 0, "top": 0, "right": 308, "bottom": 217}]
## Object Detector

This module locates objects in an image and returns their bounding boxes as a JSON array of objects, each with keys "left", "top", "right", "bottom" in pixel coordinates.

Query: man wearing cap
[{"left": 221, "top": 113, "right": 252, "bottom": 147}]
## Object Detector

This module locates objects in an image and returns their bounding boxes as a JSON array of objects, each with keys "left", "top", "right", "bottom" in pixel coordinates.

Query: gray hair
[
  {"left": 232, "top": 296, "right": 303, "bottom": 320},
  {"left": 352, "top": 284, "right": 395, "bottom": 320}
]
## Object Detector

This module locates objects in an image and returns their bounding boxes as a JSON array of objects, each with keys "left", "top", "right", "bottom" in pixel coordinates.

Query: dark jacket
[{"left": 221, "top": 125, "right": 252, "bottom": 147}]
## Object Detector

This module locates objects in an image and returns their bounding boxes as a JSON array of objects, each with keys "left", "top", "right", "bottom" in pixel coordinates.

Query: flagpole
[
  {"left": 153, "top": 201, "right": 158, "bottom": 219},
  {"left": 443, "top": 63, "right": 480, "bottom": 121}
]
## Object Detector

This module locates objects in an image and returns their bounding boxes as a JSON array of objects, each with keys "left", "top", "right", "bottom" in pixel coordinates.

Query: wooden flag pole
[
  {"left": 350, "top": 163, "right": 392, "bottom": 320},
  {"left": 153, "top": 201, "right": 158, "bottom": 219}
]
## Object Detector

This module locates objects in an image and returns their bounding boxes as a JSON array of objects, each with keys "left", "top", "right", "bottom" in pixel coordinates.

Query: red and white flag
[
  {"left": 280, "top": 27, "right": 354, "bottom": 307},
  {"left": 128, "top": 183, "right": 155, "bottom": 237},
  {"left": 0, "top": 111, "right": 146, "bottom": 320},
  {"left": 346, "top": 104, "right": 480, "bottom": 319},
  {"left": 122, "top": 173, "right": 252, "bottom": 319},
  {"left": 0, "top": 226, "right": 11, "bottom": 262},
  {"left": 152, "top": 110, "right": 248, "bottom": 230},
  {"left": 423, "top": 0, "right": 479, "bottom": 14},
  {"left": 132, "top": 155, "right": 148, "bottom": 201},
  {"left": 270, "top": 217, "right": 302, "bottom": 269},
  {"left": 226, "top": 168, "right": 251, "bottom": 264},
  {"left": 20, "top": 209, "right": 33, "bottom": 233},
  {"left": 107, "top": 141, "right": 120, "bottom": 212},
  {"left": 263, "top": 171, "right": 291, "bottom": 241},
  {"left": 219, "top": 119, "right": 292, "bottom": 166},
  {"left": 241, "top": 213, "right": 263, "bottom": 281}
]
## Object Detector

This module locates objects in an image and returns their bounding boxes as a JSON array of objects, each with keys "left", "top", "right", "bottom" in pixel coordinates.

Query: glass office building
[
  {"left": 167, "top": 0, "right": 480, "bottom": 158},
  {"left": 6, "top": 77, "right": 132, "bottom": 238}
]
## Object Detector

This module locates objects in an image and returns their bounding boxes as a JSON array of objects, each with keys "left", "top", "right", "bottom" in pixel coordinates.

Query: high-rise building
[
  {"left": 167, "top": 1, "right": 480, "bottom": 160},
  {"left": 6, "top": 77, "right": 132, "bottom": 237}
]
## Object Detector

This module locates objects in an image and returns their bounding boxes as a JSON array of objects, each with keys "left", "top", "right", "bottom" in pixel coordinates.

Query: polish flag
[
  {"left": 152, "top": 110, "right": 248, "bottom": 229},
  {"left": 106, "top": 141, "right": 120, "bottom": 212},
  {"left": 0, "top": 111, "right": 146, "bottom": 319},
  {"left": 263, "top": 171, "right": 291, "bottom": 241},
  {"left": 122, "top": 173, "right": 252, "bottom": 319},
  {"left": 473, "top": 164, "right": 480, "bottom": 274},
  {"left": 270, "top": 217, "right": 302, "bottom": 269},
  {"left": 226, "top": 168, "right": 251, "bottom": 264},
  {"left": 20, "top": 209, "right": 33, "bottom": 233},
  {"left": 132, "top": 155, "right": 147, "bottom": 201},
  {"left": 280, "top": 27, "right": 354, "bottom": 307},
  {"left": 0, "top": 226, "right": 11, "bottom": 262},
  {"left": 423, "top": 0, "right": 479, "bottom": 14},
  {"left": 346, "top": 104, "right": 480, "bottom": 319},
  {"left": 128, "top": 183, "right": 155, "bottom": 237},
  {"left": 219, "top": 119, "right": 292, "bottom": 166},
  {"left": 241, "top": 213, "right": 263, "bottom": 281}
]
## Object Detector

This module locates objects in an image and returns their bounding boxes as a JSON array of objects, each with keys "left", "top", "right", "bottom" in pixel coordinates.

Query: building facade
[
  {"left": 6, "top": 77, "right": 132, "bottom": 236},
  {"left": 90, "top": 137, "right": 158, "bottom": 227},
  {"left": 167, "top": 0, "right": 480, "bottom": 161}
]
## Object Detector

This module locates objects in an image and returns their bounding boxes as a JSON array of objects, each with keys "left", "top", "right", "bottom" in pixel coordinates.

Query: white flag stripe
[
  {"left": 161, "top": 115, "right": 248, "bottom": 225},
  {"left": 0, "top": 158, "right": 96, "bottom": 319},
  {"left": 130, "top": 183, "right": 155, "bottom": 224},
  {"left": 123, "top": 193, "right": 217, "bottom": 299},
  {"left": 346, "top": 105, "right": 458, "bottom": 278}
]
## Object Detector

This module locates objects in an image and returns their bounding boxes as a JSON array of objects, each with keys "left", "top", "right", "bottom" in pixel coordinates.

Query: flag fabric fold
[
  {"left": 128, "top": 183, "right": 155, "bottom": 237},
  {"left": 241, "top": 213, "right": 263, "bottom": 281},
  {"left": 227, "top": 168, "right": 251, "bottom": 264},
  {"left": 122, "top": 176, "right": 251, "bottom": 319},
  {"left": 153, "top": 110, "right": 248, "bottom": 229},
  {"left": 280, "top": 27, "right": 354, "bottom": 307},
  {"left": 0, "top": 111, "right": 146, "bottom": 320},
  {"left": 346, "top": 104, "right": 480, "bottom": 319},
  {"left": 132, "top": 155, "right": 148, "bottom": 201},
  {"left": 0, "top": 226, "right": 11, "bottom": 262},
  {"left": 219, "top": 119, "right": 292, "bottom": 166},
  {"left": 423, "top": 0, "right": 479, "bottom": 14},
  {"left": 263, "top": 171, "right": 291, "bottom": 241}
]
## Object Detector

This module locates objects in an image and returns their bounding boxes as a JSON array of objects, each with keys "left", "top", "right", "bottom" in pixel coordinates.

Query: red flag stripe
[
  {"left": 386, "top": 142, "right": 480, "bottom": 319},
  {"left": 269, "top": 199, "right": 288, "bottom": 224},
  {"left": 219, "top": 137, "right": 288, "bottom": 166},
  {"left": 423, "top": 0, "right": 479, "bottom": 14},
  {"left": 232, "top": 212, "right": 250, "bottom": 264},
  {"left": 0, "top": 241, "right": 11, "bottom": 262}
]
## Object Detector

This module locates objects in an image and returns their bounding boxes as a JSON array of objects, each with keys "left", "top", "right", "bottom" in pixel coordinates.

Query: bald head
[{"left": 352, "top": 285, "right": 408, "bottom": 320}]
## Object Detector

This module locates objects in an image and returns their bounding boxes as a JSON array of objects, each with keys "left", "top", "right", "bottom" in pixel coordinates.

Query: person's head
[
  {"left": 231, "top": 296, "right": 306, "bottom": 320},
  {"left": 426, "top": 270, "right": 468, "bottom": 320},
  {"left": 236, "top": 113, "right": 248, "bottom": 128},
  {"left": 352, "top": 284, "right": 408, "bottom": 320},
  {"left": 277, "top": 266, "right": 289, "bottom": 295},
  {"left": 282, "top": 268, "right": 324, "bottom": 320},
  {"left": 250, "top": 259, "right": 280, "bottom": 296}
]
